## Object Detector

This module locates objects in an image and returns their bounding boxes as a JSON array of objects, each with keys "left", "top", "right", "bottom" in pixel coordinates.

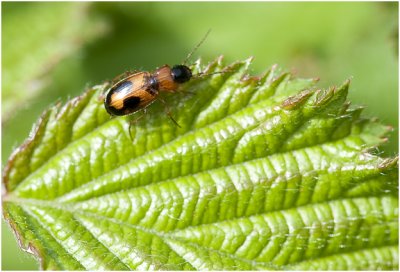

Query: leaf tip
[
  {"left": 337, "top": 78, "right": 351, "bottom": 93},
  {"left": 312, "top": 76, "right": 320, "bottom": 83},
  {"left": 313, "top": 87, "right": 334, "bottom": 106},
  {"left": 378, "top": 156, "right": 399, "bottom": 170},
  {"left": 281, "top": 89, "right": 314, "bottom": 110}
]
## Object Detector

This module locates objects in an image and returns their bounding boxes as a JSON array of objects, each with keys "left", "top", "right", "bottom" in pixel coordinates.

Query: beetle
[
  {"left": 104, "top": 64, "right": 192, "bottom": 125},
  {"left": 103, "top": 30, "right": 213, "bottom": 127}
]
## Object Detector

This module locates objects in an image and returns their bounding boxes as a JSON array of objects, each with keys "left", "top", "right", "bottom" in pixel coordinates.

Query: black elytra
[{"left": 171, "top": 65, "right": 192, "bottom": 83}]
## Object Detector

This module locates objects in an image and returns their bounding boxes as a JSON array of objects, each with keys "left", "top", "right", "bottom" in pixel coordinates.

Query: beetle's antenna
[
  {"left": 182, "top": 29, "right": 211, "bottom": 66},
  {"left": 192, "top": 70, "right": 234, "bottom": 79}
]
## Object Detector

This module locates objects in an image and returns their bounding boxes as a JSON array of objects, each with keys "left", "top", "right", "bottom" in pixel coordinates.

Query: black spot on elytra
[{"left": 124, "top": 96, "right": 141, "bottom": 109}]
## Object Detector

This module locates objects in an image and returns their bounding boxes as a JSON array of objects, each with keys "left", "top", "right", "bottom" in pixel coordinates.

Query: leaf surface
[{"left": 3, "top": 58, "right": 398, "bottom": 270}]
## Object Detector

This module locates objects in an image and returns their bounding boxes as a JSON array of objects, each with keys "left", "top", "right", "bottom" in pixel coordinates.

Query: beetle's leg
[
  {"left": 158, "top": 97, "right": 181, "bottom": 127},
  {"left": 127, "top": 108, "right": 147, "bottom": 141}
]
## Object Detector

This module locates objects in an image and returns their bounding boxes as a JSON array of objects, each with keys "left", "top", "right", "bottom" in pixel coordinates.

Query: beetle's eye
[{"left": 171, "top": 65, "right": 192, "bottom": 83}]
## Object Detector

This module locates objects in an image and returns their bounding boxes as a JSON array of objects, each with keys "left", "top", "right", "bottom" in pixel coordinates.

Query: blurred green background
[{"left": 2, "top": 2, "right": 398, "bottom": 270}]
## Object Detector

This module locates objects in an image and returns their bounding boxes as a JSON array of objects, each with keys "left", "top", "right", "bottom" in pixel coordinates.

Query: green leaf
[{"left": 3, "top": 58, "right": 398, "bottom": 270}]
